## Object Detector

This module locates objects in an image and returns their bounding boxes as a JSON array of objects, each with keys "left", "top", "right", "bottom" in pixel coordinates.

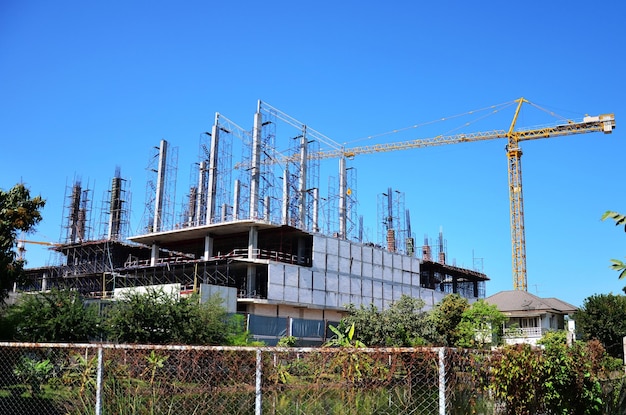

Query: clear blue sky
[{"left": 1, "top": 0, "right": 625, "bottom": 307}]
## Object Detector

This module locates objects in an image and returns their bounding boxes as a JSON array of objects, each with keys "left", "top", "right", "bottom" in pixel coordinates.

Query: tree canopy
[
  {"left": 574, "top": 293, "right": 626, "bottom": 358},
  {"left": 0, "top": 184, "right": 45, "bottom": 301}
]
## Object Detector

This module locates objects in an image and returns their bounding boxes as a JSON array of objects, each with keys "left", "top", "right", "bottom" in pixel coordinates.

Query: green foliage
[
  {"left": 4, "top": 289, "right": 100, "bottom": 342},
  {"left": 325, "top": 322, "right": 366, "bottom": 348},
  {"left": 429, "top": 294, "right": 469, "bottom": 346},
  {"left": 0, "top": 184, "right": 45, "bottom": 302},
  {"left": 456, "top": 299, "right": 506, "bottom": 348},
  {"left": 575, "top": 293, "right": 626, "bottom": 358},
  {"left": 105, "top": 288, "right": 246, "bottom": 345},
  {"left": 277, "top": 335, "right": 297, "bottom": 347},
  {"left": 13, "top": 356, "right": 53, "bottom": 397},
  {"left": 342, "top": 295, "right": 431, "bottom": 346},
  {"left": 489, "top": 340, "right": 614, "bottom": 415},
  {"left": 602, "top": 211, "right": 626, "bottom": 280}
]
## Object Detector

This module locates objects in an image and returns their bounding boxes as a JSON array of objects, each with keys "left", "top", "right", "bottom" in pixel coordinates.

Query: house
[{"left": 485, "top": 290, "right": 577, "bottom": 346}]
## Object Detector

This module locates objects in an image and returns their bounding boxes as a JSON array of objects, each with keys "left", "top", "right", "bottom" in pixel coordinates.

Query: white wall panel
[
  {"left": 372, "top": 281, "right": 383, "bottom": 300},
  {"left": 326, "top": 254, "right": 339, "bottom": 272},
  {"left": 326, "top": 272, "right": 339, "bottom": 292},
  {"left": 299, "top": 288, "right": 312, "bottom": 304},
  {"left": 285, "top": 266, "right": 298, "bottom": 287},
  {"left": 339, "top": 256, "right": 351, "bottom": 273},
  {"left": 268, "top": 264, "right": 284, "bottom": 286},
  {"left": 362, "top": 262, "right": 373, "bottom": 278},
  {"left": 362, "top": 279, "right": 372, "bottom": 297},
  {"left": 351, "top": 244, "right": 362, "bottom": 262},
  {"left": 284, "top": 286, "right": 298, "bottom": 302},
  {"left": 325, "top": 292, "right": 338, "bottom": 308},
  {"left": 299, "top": 268, "right": 313, "bottom": 289},
  {"left": 339, "top": 274, "right": 350, "bottom": 294},
  {"left": 339, "top": 239, "right": 350, "bottom": 258},
  {"left": 392, "top": 268, "right": 402, "bottom": 283},
  {"left": 373, "top": 249, "right": 382, "bottom": 266},
  {"left": 402, "top": 271, "right": 411, "bottom": 285},
  {"left": 351, "top": 278, "right": 361, "bottom": 296},
  {"left": 362, "top": 246, "right": 373, "bottom": 264},
  {"left": 266, "top": 282, "right": 283, "bottom": 301},
  {"left": 382, "top": 252, "right": 392, "bottom": 269},
  {"left": 313, "top": 290, "right": 326, "bottom": 306},
  {"left": 373, "top": 264, "right": 383, "bottom": 279},
  {"left": 312, "top": 271, "right": 325, "bottom": 291},
  {"left": 339, "top": 294, "right": 352, "bottom": 308},
  {"left": 383, "top": 283, "right": 393, "bottom": 300}
]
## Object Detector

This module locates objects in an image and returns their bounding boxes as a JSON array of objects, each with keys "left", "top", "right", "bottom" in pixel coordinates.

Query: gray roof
[{"left": 485, "top": 290, "right": 577, "bottom": 315}]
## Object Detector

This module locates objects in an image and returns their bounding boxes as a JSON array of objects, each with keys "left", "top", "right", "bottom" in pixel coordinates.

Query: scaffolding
[
  {"left": 62, "top": 178, "right": 93, "bottom": 244},
  {"left": 98, "top": 167, "right": 131, "bottom": 241},
  {"left": 141, "top": 140, "right": 178, "bottom": 233},
  {"left": 377, "top": 188, "right": 407, "bottom": 254}
]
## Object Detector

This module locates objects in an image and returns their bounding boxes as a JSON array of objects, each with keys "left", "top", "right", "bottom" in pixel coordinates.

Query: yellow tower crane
[
  {"left": 281, "top": 98, "right": 615, "bottom": 291},
  {"left": 17, "top": 239, "right": 62, "bottom": 261}
]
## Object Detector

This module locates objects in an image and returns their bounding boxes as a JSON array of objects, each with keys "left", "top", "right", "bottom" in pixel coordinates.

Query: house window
[{"left": 519, "top": 317, "right": 538, "bottom": 328}]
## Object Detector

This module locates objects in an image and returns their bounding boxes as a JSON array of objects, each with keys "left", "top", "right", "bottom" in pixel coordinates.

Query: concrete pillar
[
  {"left": 153, "top": 140, "right": 167, "bottom": 232},
  {"left": 206, "top": 116, "right": 220, "bottom": 224},
  {"left": 150, "top": 243, "right": 159, "bottom": 267},
  {"left": 204, "top": 234, "right": 213, "bottom": 261},
  {"left": 338, "top": 156, "right": 347, "bottom": 239},
  {"left": 282, "top": 168, "right": 289, "bottom": 225},
  {"left": 250, "top": 107, "right": 262, "bottom": 220}
]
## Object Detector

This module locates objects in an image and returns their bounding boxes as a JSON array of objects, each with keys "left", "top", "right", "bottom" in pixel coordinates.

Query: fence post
[
  {"left": 255, "top": 348, "right": 262, "bottom": 415},
  {"left": 95, "top": 346, "right": 103, "bottom": 415},
  {"left": 438, "top": 347, "right": 446, "bottom": 415}
]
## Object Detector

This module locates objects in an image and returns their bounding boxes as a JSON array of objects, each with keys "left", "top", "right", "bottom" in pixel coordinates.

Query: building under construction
[{"left": 22, "top": 101, "right": 488, "bottom": 344}]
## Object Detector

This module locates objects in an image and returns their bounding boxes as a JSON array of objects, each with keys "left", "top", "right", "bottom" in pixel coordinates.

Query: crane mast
[{"left": 308, "top": 99, "right": 615, "bottom": 291}]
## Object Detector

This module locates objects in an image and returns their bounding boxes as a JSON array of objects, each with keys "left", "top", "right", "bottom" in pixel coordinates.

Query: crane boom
[{"left": 275, "top": 98, "right": 615, "bottom": 291}]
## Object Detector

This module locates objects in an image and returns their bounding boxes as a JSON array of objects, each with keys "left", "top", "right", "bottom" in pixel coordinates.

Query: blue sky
[{"left": 1, "top": 0, "right": 624, "bottom": 307}]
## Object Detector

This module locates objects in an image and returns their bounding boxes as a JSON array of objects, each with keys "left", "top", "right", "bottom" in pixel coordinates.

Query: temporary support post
[
  {"left": 338, "top": 156, "right": 347, "bottom": 239},
  {"left": 250, "top": 105, "right": 262, "bottom": 220},
  {"left": 438, "top": 348, "right": 446, "bottom": 415},
  {"left": 206, "top": 116, "right": 220, "bottom": 224},
  {"left": 312, "top": 188, "right": 319, "bottom": 233},
  {"left": 204, "top": 234, "right": 213, "bottom": 261},
  {"left": 282, "top": 168, "right": 289, "bottom": 225},
  {"left": 153, "top": 140, "right": 168, "bottom": 233},
  {"left": 150, "top": 243, "right": 159, "bottom": 267},
  {"left": 298, "top": 126, "right": 308, "bottom": 229}
]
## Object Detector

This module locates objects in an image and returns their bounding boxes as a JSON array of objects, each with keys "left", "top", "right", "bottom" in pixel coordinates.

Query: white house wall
[{"left": 268, "top": 234, "right": 446, "bottom": 311}]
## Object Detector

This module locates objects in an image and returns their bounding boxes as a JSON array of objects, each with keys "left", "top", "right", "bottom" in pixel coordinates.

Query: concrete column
[
  {"left": 204, "top": 234, "right": 213, "bottom": 261},
  {"left": 196, "top": 160, "right": 206, "bottom": 226},
  {"left": 250, "top": 106, "right": 262, "bottom": 220},
  {"left": 206, "top": 116, "right": 220, "bottom": 224},
  {"left": 150, "top": 243, "right": 159, "bottom": 267},
  {"left": 153, "top": 140, "right": 167, "bottom": 233},
  {"left": 338, "top": 156, "right": 347, "bottom": 239},
  {"left": 233, "top": 179, "right": 240, "bottom": 220},
  {"left": 298, "top": 126, "right": 308, "bottom": 229},
  {"left": 312, "top": 188, "right": 319, "bottom": 233},
  {"left": 247, "top": 226, "right": 259, "bottom": 296},
  {"left": 282, "top": 168, "right": 289, "bottom": 225}
]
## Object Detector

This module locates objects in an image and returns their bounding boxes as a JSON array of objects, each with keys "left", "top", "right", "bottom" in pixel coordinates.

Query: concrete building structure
[{"left": 20, "top": 101, "right": 490, "bottom": 344}]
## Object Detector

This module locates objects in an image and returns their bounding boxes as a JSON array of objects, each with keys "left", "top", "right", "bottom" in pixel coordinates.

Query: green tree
[
  {"left": 105, "top": 288, "right": 242, "bottom": 345},
  {"left": 0, "top": 184, "right": 45, "bottom": 301},
  {"left": 456, "top": 298, "right": 506, "bottom": 348},
  {"left": 575, "top": 293, "right": 626, "bottom": 358},
  {"left": 342, "top": 295, "right": 432, "bottom": 346},
  {"left": 428, "top": 293, "right": 470, "bottom": 346},
  {"left": 4, "top": 289, "right": 100, "bottom": 342}
]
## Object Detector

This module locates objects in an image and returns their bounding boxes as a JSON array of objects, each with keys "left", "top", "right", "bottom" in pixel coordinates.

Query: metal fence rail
[{"left": 0, "top": 342, "right": 493, "bottom": 415}]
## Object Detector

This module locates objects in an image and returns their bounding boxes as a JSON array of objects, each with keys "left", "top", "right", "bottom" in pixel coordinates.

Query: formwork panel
[
  {"left": 325, "top": 291, "right": 338, "bottom": 308},
  {"left": 411, "top": 257, "right": 420, "bottom": 273},
  {"left": 312, "top": 271, "right": 325, "bottom": 291},
  {"left": 326, "top": 272, "right": 339, "bottom": 292},
  {"left": 284, "top": 286, "right": 298, "bottom": 302},
  {"left": 299, "top": 268, "right": 313, "bottom": 290},
  {"left": 372, "top": 281, "right": 383, "bottom": 300},
  {"left": 338, "top": 256, "right": 351, "bottom": 274},
  {"left": 402, "top": 270, "right": 412, "bottom": 285},
  {"left": 361, "top": 296, "right": 373, "bottom": 307},
  {"left": 339, "top": 293, "right": 352, "bottom": 308},
  {"left": 383, "top": 282, "right": 393, "bottom": 300},
  {"left": 351, "top": 244, "right": 362, "bottom": 262},
  {"left": 350, "top": 259, "right": 362, "bottom": 275},
  {"left": 393, "top": 284, "right": 403, "bottom": 301},
  {"left": 267, "top": 282, "right": 283, "bottom": 301},
  {"left": 326, "top": 237, "right": 339, "bottom": 255},
  {"left": 326, "top": 254, "right": 339, "bottom": 273},
  {"left": 373, "top": 264, "right": 383, "bottom": 280},
  {"left": 362, "top": 262, "right": 373, "bottom": 278},
  {"left": 312, "top": 252, "right": 326, "bottom": 269},
  {"left": 350, "top": 294, "right": 362, "bottom": 306},
  {"left": 313, "top": 235, "right": 327, "bottom": 254},
  {"left": 338, "top": 274, "right": 350, "bottom": 294},
  {"left": 299, "top": 288, "right": 312, "bottom": 304},
  {"left": 268, "top": 263, "right": 284, "bottom": 286},
  {"left": 339, "top": 239, "right": 350, "bottom": 258},
  {"left": 362, "top": 245, "right": 373, "bottom": 264},
  {"left": 351, "top": 278, "right": 361, "bottom": 296},
  {"left": 392, "top": 268, "right": 403, "bottom": 283},
  {"left": 313, "top": 289, "right": 325, "bottom": 306},
  {"left": 285, "top": 266, "right": 298, "bottom": 287},
  {"left": 362, "top": 278, "right": 373, "bottom": 297},
  {"left": 382, "top": 251, "right": 393, "bottom": 269},
  {"left": 372, "top": 248, "right": 382, "bottom": 266},
  {"left": 373, "top": 297, "right": 383, "bottom": 310}
]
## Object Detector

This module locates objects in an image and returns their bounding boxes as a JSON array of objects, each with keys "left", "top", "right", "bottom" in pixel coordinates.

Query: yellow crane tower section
[{"left": 294, "top": 98, "right": 616, "bottom": 291}]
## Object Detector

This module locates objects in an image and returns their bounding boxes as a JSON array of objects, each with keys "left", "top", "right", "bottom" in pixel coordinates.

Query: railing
[{"left": 502, "top": 327, "right": 546, "bottom": 338}]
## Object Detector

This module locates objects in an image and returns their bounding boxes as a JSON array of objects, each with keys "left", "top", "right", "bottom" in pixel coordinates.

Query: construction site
[{"left": 20, "top": 99, "right": 615, "bottom": 344}]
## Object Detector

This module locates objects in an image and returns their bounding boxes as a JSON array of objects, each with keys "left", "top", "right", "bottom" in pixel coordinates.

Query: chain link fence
[{"left": 3, "top": 342, "right": 623, "bottom": 414}]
